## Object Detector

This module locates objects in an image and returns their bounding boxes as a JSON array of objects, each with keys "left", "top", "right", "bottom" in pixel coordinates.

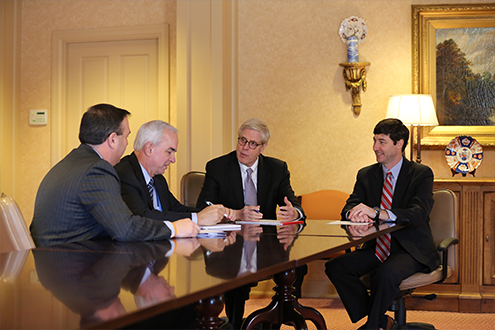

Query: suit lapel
[
  {"left": 154, "top": 176, "right": 169, "bottom": 211},
  {"left": 257, "top": 155, "right": 270, "bottom": 207},
  {"left": 392, "top": 157, "right": 411, "bottom": 208},
  {"left": 372, "top": 164, "right": 384, "bottom": 206},
  {"left": 129, "top": 153, "right": 154, "bottom": 209},
  {"left": 227, "top": 152, "right": 245, "bottom": 207}
]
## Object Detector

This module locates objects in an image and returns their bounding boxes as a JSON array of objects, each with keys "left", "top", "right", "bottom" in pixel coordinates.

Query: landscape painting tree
[{"left": 436, "top": 38, "right": 495, "bottom": 126}]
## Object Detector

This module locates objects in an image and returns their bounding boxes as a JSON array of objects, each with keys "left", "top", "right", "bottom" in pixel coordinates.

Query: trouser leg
[
  {"left": 366, "top": 249, "right": 425, "bottom": 329},
  {"left": 325, "top": 248, "right": 380, "bottom": 323}
]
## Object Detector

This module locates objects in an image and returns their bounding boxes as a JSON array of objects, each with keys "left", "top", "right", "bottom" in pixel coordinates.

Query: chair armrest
[
  {"left": 438, "top": 237, "right": 458, "bottom": 252},
  {"left": 436, "top": 237, "right": 459, "bottom": 284}
]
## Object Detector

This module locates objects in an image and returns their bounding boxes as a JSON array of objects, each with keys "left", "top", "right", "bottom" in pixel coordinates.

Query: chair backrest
[
  {"left": 430, "top": 189, "right": 457, "bottom": 271},
  {"left": 180, "top": 171, "right": 206, "bottom": 207},
  {"left": 0, "top": 193, "right": 35, "bottom": 253},
  {"left": 299, "top": 189, "right": 349, "bottom": 220},
  {"left": 0, "top": 250, "right": 30, "bottom": 283}
]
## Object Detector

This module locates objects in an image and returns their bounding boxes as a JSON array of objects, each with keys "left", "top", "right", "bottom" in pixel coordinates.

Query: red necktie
[{"left": 375, "top": 172, "right": 392, "bottom": 262}]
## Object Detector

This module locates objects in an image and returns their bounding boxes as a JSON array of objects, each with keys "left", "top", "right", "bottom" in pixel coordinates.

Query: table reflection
[
  {"left": 204, "top": 225, "right": 295, "bottom": 280},
  {"left": 33, "top": 240, "right": 198, "bottom": 329}
]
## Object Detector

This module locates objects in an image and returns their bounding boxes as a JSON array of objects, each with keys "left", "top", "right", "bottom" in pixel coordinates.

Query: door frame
[{"left": 51, "top": 24, "right": 169, "bottom": 166}]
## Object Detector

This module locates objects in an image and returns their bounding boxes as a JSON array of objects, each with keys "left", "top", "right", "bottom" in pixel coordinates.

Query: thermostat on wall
[{"left": 29, "top": 109, "right": 47, "bottom": 126}]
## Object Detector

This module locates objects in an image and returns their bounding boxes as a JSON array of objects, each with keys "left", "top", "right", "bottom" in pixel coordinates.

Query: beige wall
[
  {"left": 4, "top": 0, "right": 495, "bottom": 225},
  {"left": 15, "top": 0, "right": 176, "bottom": 222},
  {"left": 236, "top": 0, "right": 495, "bottom": 197}
]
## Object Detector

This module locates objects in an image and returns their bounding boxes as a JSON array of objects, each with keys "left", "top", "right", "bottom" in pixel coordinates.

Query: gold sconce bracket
[{"left": 339, "top": 62, "right": 370, "bottom": 116}]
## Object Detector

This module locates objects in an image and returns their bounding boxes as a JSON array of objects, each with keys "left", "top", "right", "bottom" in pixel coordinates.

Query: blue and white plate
[{"left": 445, "top": 136, "right": 483, "bottom": 174}]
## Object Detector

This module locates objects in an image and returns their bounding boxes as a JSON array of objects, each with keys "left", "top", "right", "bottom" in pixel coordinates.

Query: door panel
[{"left": 67, "top": 39, "right": 159, "bottom": 157}]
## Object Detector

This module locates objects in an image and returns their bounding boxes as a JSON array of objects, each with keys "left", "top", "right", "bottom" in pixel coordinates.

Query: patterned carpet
[{"left": 226, "top": 297, "right": 495, "bottom": 330}]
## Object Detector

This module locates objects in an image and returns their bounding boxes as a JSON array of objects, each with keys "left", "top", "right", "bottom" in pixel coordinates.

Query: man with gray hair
[
  {"left": 31, "top": 104, "right": 199, "bottom": 247},
  {"left": 115, "top": 120, "right": 233, "bottom": 226},
  {"left": 197, "top": 118, "right": 306, "bottom": 329}
]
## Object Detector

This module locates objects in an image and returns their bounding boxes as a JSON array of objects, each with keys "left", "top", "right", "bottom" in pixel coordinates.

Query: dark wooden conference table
[{"left": 0, "top": 221, "right": 399, "bottom": 330}]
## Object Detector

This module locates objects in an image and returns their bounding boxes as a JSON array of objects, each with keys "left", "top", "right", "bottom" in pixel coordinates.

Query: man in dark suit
[
  {"left": 325, "top": 118, "right": 439, "bottom": 330},
  {"left": 31, "top": 104, "right": 200, "bottom": 247},
  {"left": 114, "top": 120, "right": 233, "bottom": 226},
  {"left": 196, "top": 118, "right": 306, "bottom": 329}
]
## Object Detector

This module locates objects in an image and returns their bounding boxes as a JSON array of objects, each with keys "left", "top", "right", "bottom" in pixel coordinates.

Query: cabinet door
[{"left": 483, "top": 190, "right": 495, "bottom": 286}]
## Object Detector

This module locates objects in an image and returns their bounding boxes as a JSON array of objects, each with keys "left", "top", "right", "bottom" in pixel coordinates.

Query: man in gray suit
[{"left": 30, "top": 104, "right": 200, "bottom": 247}]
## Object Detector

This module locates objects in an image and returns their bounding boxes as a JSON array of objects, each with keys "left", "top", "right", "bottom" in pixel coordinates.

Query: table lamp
[{"left": 386, "top": 94, "right": 438, "bottom": 163}]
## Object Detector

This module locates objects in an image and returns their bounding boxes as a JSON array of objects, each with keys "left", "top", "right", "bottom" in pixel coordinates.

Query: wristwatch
[
  {"left": 373, "top": 207, "right": 381, "bottom": 222},
  {"left": 373, "top": 207, "right": 381, "bottom": 232}
]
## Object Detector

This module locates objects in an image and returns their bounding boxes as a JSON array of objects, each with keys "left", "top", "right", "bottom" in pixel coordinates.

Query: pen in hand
[
  {"left": 205, "top": 201, "right": 229, "bottom": 219},
  {"left": 244, "top": 203, "right": 260, "bottom": 213}
]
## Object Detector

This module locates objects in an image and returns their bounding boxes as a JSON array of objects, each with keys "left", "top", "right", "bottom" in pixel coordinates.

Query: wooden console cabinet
[{"left": 411, "top": 178, "right": 495, "bottom": 313}]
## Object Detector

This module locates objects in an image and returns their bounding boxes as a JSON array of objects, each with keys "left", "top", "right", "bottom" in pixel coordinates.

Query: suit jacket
[
  {"left": 343, "top": 157, "right": 440, "bottom": 271},
  {"left": 30, "top": 144, "right": 173, "bottom": 247},
  {"left": 115, "top": 152, "right": 198, "bottom": 221},
  {"left": 196, "top": 151, "right": 305, "bottom": 222}
]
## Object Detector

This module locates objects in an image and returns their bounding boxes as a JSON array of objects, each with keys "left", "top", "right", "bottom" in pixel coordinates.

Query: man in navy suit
[
  {"left": 196, "top": 118, "right": 306, "bottom": 329},
  {"left": 114, "top": 120, "right": 233, "bottom": 226},
  {"left": 325, "top": 118, "right": 439, "bottom": 330},
  {"left": 31, "top": 104, "right": 200, "bottom": 247}
]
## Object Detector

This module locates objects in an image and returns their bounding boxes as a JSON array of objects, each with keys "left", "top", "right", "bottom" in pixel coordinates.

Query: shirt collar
[
  {"left": 238, "top": 157, "right": 259, "bottom": 174},
  {"left": 88, "top": 145, "right": 103, "bottom": 159},
  {"left": 138, "top": 161, "right": 153, "bottom": 184},
  {"left": 382, "top": 157, "right": 403, "bottom": 179}
]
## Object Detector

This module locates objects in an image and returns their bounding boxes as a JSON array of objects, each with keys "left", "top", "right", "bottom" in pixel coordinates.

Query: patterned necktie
[
  {"left": 147, "top": 178, "right": 154, "bottom": 202},
  {"left": 245, "top": 168, "right": 257, "bottom": 206},
  {"left": 375, "top": 172, "right": 392, "bottom": 262},
  {"left": 244, "top": 168, "right": 257, "bottom": 271}
]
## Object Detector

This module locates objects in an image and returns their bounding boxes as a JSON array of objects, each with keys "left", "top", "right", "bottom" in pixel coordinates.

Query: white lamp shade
[{"left": 386, "top": 94, "right": 439, "bottom": 126}]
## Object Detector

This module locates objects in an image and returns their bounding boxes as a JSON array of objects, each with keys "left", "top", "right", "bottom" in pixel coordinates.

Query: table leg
[
  {"left": 195, "top": 295, "right": 225, "bottom": 330},
  {"left": 242, "top": 269, "right": 326, "bottom": 330}
]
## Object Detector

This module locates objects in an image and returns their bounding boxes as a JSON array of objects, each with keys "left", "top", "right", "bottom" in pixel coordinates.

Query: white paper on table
[
  {"left": 326, "top": 220, "right": 374, "bottom": 226},
  {"left": 200, "top": 224, "right": 242, "bottom": 231},
  {"left": 235, "top": 219, "right": 285, "bottom": 226}
]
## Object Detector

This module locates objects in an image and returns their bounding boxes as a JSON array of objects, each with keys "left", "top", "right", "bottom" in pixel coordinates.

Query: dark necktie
[
  {"left": 375, "top": 172, "right": 392, "bottom": 262},
  {"left": 147, "top": 178, "right": 154, "bottom": 202}
]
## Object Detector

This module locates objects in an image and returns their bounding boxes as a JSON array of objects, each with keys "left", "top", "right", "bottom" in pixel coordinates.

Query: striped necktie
[
  {"left": 147, "top": 178, "right": 154, "bottom": 202},
  {"left": 375, "top": 172, "right": 392, "bottom": 262}
]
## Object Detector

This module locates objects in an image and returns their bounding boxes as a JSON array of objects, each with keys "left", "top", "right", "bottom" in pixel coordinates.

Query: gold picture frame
[{"left": 412, "top": 4, "right": 495, "bottom": 149}]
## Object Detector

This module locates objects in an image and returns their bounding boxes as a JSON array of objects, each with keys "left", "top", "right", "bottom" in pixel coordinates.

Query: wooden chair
[{"left": 0, "top": 193, "right": 35, "bottom": 254}]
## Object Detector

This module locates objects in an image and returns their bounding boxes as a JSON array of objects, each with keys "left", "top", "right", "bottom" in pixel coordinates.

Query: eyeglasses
[{"left": 237, "top": 137, "right": 262, "bottom": 150}]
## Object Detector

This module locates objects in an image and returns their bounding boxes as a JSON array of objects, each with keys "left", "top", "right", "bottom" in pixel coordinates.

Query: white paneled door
[{"left": 65, "top": 38, "right": 161, "bottom": 157}]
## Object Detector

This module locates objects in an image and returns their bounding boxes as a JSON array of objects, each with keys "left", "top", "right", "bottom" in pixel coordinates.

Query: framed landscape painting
[{"left": 412, "top": 4, "right": 495, "bottom": 148}]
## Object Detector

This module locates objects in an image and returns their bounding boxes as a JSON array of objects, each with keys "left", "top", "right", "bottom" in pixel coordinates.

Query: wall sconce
[
  {"left": 338, "top": 16, "right": 369, "bottom": 116},
  {"left": 340, "top": 62, "right": 370, "bottom": 116},
  {"left": 386, "top": 94, "right": 439, "bottom": 163}
]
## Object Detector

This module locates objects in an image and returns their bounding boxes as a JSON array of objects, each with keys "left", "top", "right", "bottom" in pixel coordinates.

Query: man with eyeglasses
[{"left": 197, "top": 118, "right": 306, "bottom": 329}]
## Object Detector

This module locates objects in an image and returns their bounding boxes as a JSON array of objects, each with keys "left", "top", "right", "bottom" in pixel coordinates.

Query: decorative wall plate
[
  {"left": 445, "top": 135, "right": 483, "bottom": 175},
  {"left": 339, "top": 16, "right": 368, "bottom": 44}
]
